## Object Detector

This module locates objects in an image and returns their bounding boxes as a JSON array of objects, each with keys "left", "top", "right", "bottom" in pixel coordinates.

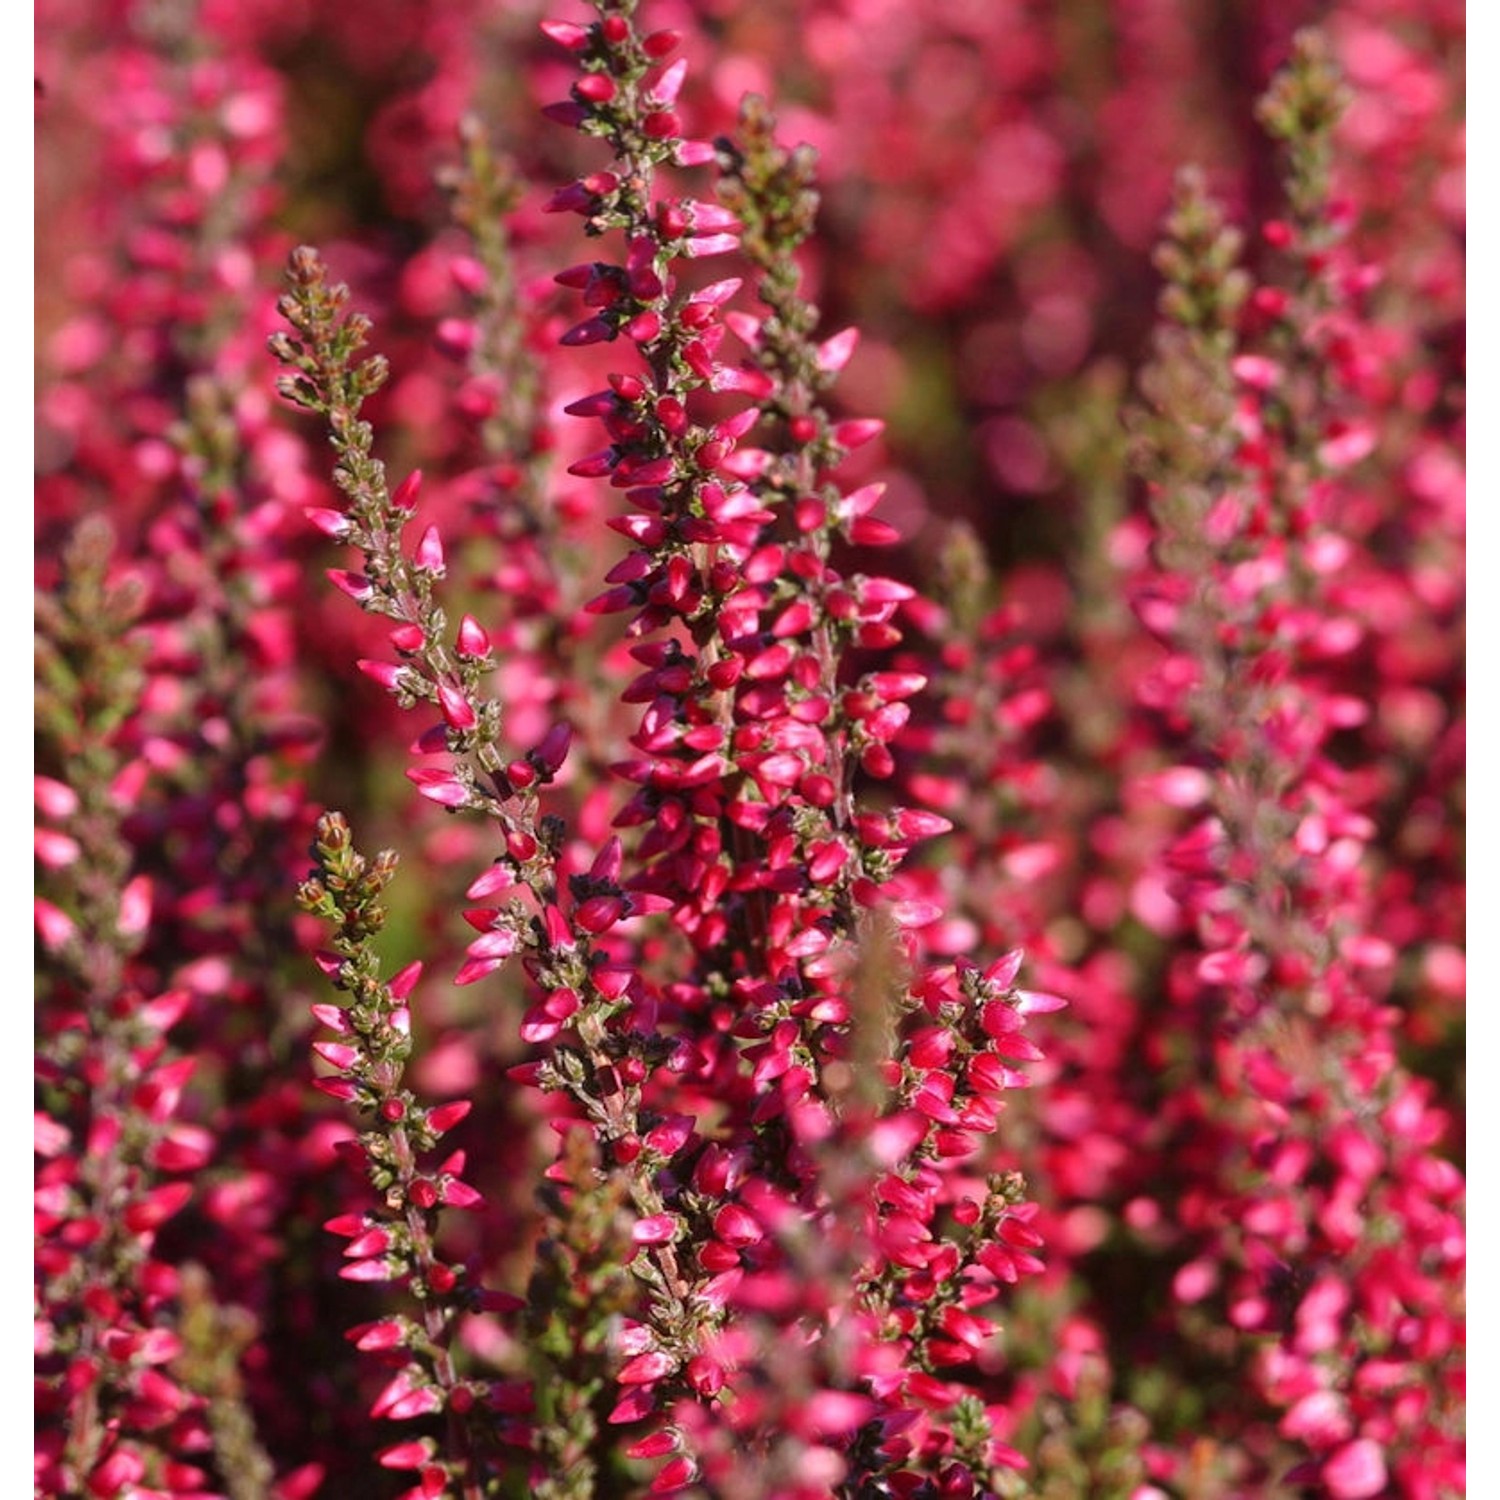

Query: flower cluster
[{"left": 268, "top": 10, "right": 1063, "bottom": 1483}]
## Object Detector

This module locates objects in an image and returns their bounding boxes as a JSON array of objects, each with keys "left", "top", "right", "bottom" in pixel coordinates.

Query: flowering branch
[
  {"left": 297, "top": 812, "right": 504, "bottom": 1499},
  {"left": 1125, "top": 33, "right": 1464, "bottom": 1497}
]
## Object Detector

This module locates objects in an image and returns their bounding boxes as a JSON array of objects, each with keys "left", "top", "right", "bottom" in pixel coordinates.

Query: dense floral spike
[
  {"left": 273, "top": 244, "right": 741, "bottom": 1495},
  {"left": 1119, "top": 36, "right": 1464, "bottom": 1493},
  {"left": 296, "top": 813, "right": 504, "bottom": 1497},
  {"left": 539, "top": 7, "right": 1057, "bottom": 1488},
  {"left": 35, "top": 517, "right": 313, "bottom": 1498}
]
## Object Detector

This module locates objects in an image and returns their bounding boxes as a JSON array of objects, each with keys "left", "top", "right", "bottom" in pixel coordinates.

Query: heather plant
[
  {"left": 896, "top": 28, "right": 1464, "bottom": 1499},
  {"left": 267, "top": 5, "right": 1060, "bottom": 1483},
  {"left": 36, "top": 1, "right": 1462, "bottom": 1497}
]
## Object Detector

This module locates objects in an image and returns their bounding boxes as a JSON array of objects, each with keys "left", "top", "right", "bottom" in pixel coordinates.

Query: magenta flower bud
[
  {"left": 545, "top": 181, "right": 598, "bottom": 214},
  {"left": 90, "top": 1449, "right": 147, "bottom": 1492},
  {"left": 344, "top": 1226, "right": 393, "bottom": 1258},
  {"left": 632, "top": 1214, "right": 679, "bottom": 1245},
  {"left": 327, "top": 569, "right": 374, "bottom": 603},
  {"left": 390, "top": 469, "right": 422, "bottom": 511},
  {"left": 617, "top": 1349, "right": 677, "bottom": 1385},
  {"left": 642, "top": 109, "right": 681, "bottom": 140},
  {"left": 117, "top": 874, "right": 152, "bottom": 939},
  {"left": 713, "top": 363, "right": 775, "bottom": 398},
  {"left": 378, "top": 1438, "right": 436, "bottom": 1470},
  {"left": 906, "top": 1026, "right": 954, "bottom": 1074},
  {"left": 574, "top": 73, "right": 616, "bottom": 104},
  {"left": 454, "top": 614, "right": 490, "bottom": 658},
  {"left": 449, "top": 253, "right": 487, "bottom": 294},
  {"left": 771, "top": 599, "right": 816, "bottom": 638},
  {"left": 304, "top": 505, "right": 351, "bottom": 539},
  {"left": 647, "top": 57, "right": 687, "bottom": 106},
  {"left": 414, "top": 524, "right": 445, "bottom": 574},
  {"left": 358, "top": 658, "right": 407, "bottom": 690},
  {"left": 564, "top": 389, "right": 619, "bottom": 416},
  {"left": 656, "top": 200, "right": 688, "bottom": 238},
  {"left": 575, "top": 894, "right": 626, "bottom": 934},
  {"left": 121, "top": 1182, "right": 193, "bottom": 1233},
  {"left": 642, "top": 27, "right": 681, "bottom": 57},
  {"left": 34, "top": 775, "right": 78, "bottom": 819},
  {"left": 434, "top": 316, "right": 477, "bottom": 358},
  {"left": 437, "top": 681, "right": 477, "bottom": 731},
  {"left": 466, "top": 865, "right": 515, "bottom": 901},
  {"left": 850, "top": 515, "right": 901, "bottom": 545},
  {"left": 536, "top": 904, "right": 570, "bottom": 949},
  {"left": 713, "top": 1204, "right": 763, "bottom": 1247},
  {"left": 1232, "top": 353, "right": 1281, "bottom": 390},
  {"left": 893, "top": 809, "right": 952, "bottom": 841},
  {"left": 388, "top": 961, "right": 423, "bottom": 1000},
  {"left": 683, "top": 200, "right": 740, "bottom": 234},
  {"left": 386, "top": 1385, "right": 444, "bottom": 1421},
  {"left": 340, "top": 1257, "right": 395, "bottom": 1283},
  {"left": 1014, "top": 988, "right": 1067, "bottom": 1013},
  {"left": 313, "top": 1040, "right": 360, "bottom": 1072},
  {"left": 1323, "top": 1439, "right": 1388, "bottom": 1500},
  {"left": 541, "top": 100, "right": 589, "bottom": 127},
  {"left": 627, "top": 1432, "right": 680, "bottom": 1460},
  {"left": 467, "top": 928, "right": 519, "bottom": 962},
  {"left": 406, "top": 767, "right": 469, "bottom": 807},
  {"left": 607, "top": 1388, "right": 658, "bottom": 1425},
  {"left": 834, "top": 417, "right": 884, "bottom": 448},
  {"left": 351, "top": 1319, "right": 408, "bottom": 1352},
  {"left": 803, "top": 1390, "right": 879, "bottom": 1436},
  {"left": 702, "top": 1242, "right": 743, "bottom": 1278},
  {"left": 592, "top": 966, "right": 635, "bottom": 1000},
  {"left": 426, "top": 1101, "right": 471, "bottom": 1135},
  {"left": 569, "top": 449, "right": 618, "bottom": 479},
  {"left": 682, "top": 231, "right": 738, "bottom": 259},
  {"left": 817, "top": 327, "right": 859, "bottom": 372},
  {"left": 441, "top": 1178, "right": 484, "bottom": 1209},
  {"left": 539, "top": 18, "right": 590, "bottom": 49},
  {"left": 590, "top": 836, "right": 624, "bottom": 882},
  {"left": 624, "top": 310, "right": 662, "bottom": 343},
  {"left": 561, "top": 315, "right": 613, "bottom": 346}
]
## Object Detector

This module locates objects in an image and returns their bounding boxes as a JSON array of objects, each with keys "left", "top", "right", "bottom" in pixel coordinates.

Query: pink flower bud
[
  {"left": 116, "top": 875, "right": 152, "bottom": 939},
  {"left": 1323, "top": 1439, "right": 1388, "bottom": 1500},
  {"left": 327, "top": 569, "right": 374, "bottom": 603},
  {"left": 340, "top": 1257, "right": 395, "bottom": 1283},
  {"left": 378, "top": 1439, "right": 435, "bottom": 1470},
  {"left": 427, "top": 1101, "right": 471, "bottom": 1134},
  {"left": 389, "top": 961, "right": 423, "bottom": 1000},
  {"left": 390, "top": 470, "right": 423, "bottom": 511},
  {"left": 817, "top": 328, "right": 859, "bottom": 372},
  {"left": 574, "top": 73, "right": 616, "bottom": 104},
  {"left": 313, "top": 1041, "right": 360, "bottom": 1072},
  {"left": 617, "top": 1349, "right": 677, "bottom": 1385},
  {"left": 32, "top": 894, "right": 74, "bottom": 954},
  {"left": 407, "top": 768, "right": 469, "bottom": 807},
  {"left": 632, "top": 1214, "right": 679, "bottom": 1245},
  {"left": 539, "top": 19, "right": 590, "bottom": 49},
  {"left": 643, "top": 28, "right": 681, "bottom": 57},
  {"left": 414, "top": 524, "right": 445, "bottom": 574},
  {"left": 437, "top": 681, "right": 477, "bottom": 731}
]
